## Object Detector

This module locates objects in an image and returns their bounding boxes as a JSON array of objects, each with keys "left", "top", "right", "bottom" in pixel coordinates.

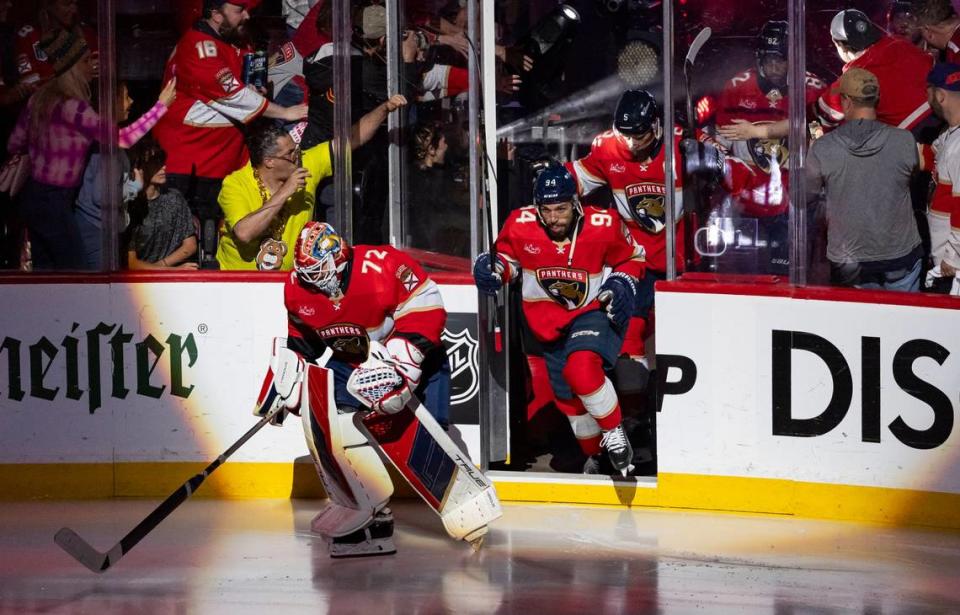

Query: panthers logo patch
[
  {"left": 317, "top": 324, "right": 370, "bottom": 363},
  {"left": 536, "top": 268, "right": 589, "bottom": 310},
  {"left": 747, "top": 135, "right": 788, "bottom": 174},
  {"left": 625, "top": 182, "right": 667, "bottom": 234}
]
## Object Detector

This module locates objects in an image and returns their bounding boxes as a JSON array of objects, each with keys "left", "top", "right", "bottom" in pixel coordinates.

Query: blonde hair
[{"left": 29, "top": 54, "right": 92, "bottom": 143}]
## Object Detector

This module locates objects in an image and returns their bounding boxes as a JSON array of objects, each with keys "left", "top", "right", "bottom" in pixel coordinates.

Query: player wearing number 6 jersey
[{"left": 474, "top": 166, "right": 646, "bottom": 475}]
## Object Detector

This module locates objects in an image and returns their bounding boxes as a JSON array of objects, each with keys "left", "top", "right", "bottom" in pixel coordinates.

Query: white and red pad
[
  {"left": 359, "top": 403, "right": 502, "bottom": 543},
  {"left": 300, "top": 359, "right": 394, "bottom": 538}
]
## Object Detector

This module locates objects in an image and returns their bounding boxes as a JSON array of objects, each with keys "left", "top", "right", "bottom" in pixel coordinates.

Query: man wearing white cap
[{"left": 817, "top": 8, "right": 933, "bottom": 133}]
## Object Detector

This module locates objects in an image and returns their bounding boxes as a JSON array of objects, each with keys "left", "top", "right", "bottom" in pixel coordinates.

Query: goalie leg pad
[
  {"left": 360, "top": 402, "right": 502, "bottom": 543},
  {"left": 301, "top": 363, "right": 394, "bottom": 538}
]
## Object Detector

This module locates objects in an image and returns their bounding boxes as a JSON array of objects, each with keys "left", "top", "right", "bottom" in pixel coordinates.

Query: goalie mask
[
  {"left": 613, "top": 89, "right": 663, "bottom": 160},
  {"left": 294, "top": 221, "right": 351, "bottom": 295}
]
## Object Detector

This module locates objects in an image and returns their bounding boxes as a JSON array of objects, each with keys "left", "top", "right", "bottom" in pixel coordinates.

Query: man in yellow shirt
[{"left": 216, "top": 94, "right": 407, "bottom": 270}]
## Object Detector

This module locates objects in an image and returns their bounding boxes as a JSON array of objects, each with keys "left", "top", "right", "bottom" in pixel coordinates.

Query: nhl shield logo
[
  {"left": 536, "top": 268, "right": 589, "bottom": 310},
  {"left": 626, "top": 182, "right": 667, "bottom": 234},
  {"left": 442, "top": 327, "right": 479, "bottom": 405}
]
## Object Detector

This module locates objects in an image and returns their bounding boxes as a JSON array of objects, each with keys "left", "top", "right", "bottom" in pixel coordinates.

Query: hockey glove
[
  {"left": 597, "top": 272, "right": 638, "bottom": 329},
  {"left": 254, "top": 338, "right": 305, "bottom": 426},
  {"left": 681, "top": 138, "right": 725, "bottom": 178},
  {"left": 473, "top": 252, "right": 507, "bottom": 296}
]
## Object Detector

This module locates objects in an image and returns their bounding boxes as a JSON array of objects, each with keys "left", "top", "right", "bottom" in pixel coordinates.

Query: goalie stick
[{"left": 54, "top": 405, "right": 283, "bottom": 573}]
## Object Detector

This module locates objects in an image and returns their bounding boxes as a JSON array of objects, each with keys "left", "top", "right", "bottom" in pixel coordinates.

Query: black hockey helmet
[
  {"left": 613, "top": 90, "right": 663, "bottom": 159},
  {"left": 613, "top": 89, "right": 660, "bottom": 136},
  {"left": 756, "top": 20, "right": 788, "bottom": 61},
  {"left": 533, "top": 165, "right": 582, "bottom": 225}
]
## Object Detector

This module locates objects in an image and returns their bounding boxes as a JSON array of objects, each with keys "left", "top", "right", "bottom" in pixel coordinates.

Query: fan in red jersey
[
  {"left": 817, "top": 9, "right": 933, "bottom": 133},
  {"left": 474, "top": 165, "right": 646, "bottom": 476}
]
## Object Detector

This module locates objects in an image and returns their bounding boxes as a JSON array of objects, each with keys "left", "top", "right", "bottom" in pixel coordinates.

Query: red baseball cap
[{"left": 204, "top": 0, "right": 261, "bottom": 11}]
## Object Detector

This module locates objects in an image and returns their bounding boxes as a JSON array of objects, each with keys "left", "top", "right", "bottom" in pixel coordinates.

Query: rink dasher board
[
  {"left": 0, "top": 278, "right": 479, "bottom": 491},
  {"left": 3, "top": 277, "right": 960, "bottom": 529}
]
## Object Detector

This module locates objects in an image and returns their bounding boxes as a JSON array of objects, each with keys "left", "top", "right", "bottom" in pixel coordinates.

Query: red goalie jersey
[
  {"left": 284, "top": 246, "right": 446, "bottom": 365},
  {"left": 495, "top": 205, "right": 646, "bottom": 344},
  {"left": 153, "top": 23, "right": 268, "bottom": 179}
]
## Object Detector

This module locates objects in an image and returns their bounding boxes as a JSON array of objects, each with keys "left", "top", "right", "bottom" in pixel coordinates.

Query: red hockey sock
[
  {"left": 562, "top": 351, "right": 622, "bottom": 431},
  {"left": 620, "top": 316, "right": 648, "bottom": 358},
  {"left": 525, "top": 356, "right": 555, "bottom": 422}
]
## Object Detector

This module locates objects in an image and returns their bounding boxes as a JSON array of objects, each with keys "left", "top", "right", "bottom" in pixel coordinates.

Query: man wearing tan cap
[{"left": 806, "top": 67, "right": 924, "bottom": 291}]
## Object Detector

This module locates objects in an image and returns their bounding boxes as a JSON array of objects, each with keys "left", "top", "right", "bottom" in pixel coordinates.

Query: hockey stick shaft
[{"left": 55, "top": 406, "right": 282, "bottom": 573}]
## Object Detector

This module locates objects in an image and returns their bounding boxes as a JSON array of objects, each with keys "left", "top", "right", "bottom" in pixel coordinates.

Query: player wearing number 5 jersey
[{"left": 474, "top": 166, "right": 646, "bottom": 475}]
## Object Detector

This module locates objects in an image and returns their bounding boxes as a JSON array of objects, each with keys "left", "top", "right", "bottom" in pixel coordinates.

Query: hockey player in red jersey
[
  {"left": 817, "top": 9, "right": 933, "bottom": 132},
  {"left": 253, "top": 221, "right": 500, "bottom": 556},
  {"left": 714, "top": 21, "right": 827, "bottom": 273},
  {"left": 474, "top": 166, "right": 646, "bottom": 475},
  {"left": 565, "top": 90, "right": 747, "bottom": 381},
  {"left": 914, "top": 0, "right": 960, "bottom": 62}
]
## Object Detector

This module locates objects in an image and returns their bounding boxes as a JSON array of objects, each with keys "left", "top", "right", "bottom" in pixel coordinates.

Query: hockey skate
[
  {"left": 600, "top": 425, "right": 635, "bottom": 477},
  {"left": 326, "top": 509, "right": 396, "bottom": 558}
]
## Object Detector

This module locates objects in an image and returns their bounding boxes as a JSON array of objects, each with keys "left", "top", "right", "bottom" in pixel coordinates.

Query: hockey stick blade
[
  {"left": 54, "top": 527, "right": 113, "bottom": 573},
  {"left": 685, "top": 27, "right": 712, "bottom": 69},
  {"left": 54, "top": 407, "right": 281, "bottom": 573}
]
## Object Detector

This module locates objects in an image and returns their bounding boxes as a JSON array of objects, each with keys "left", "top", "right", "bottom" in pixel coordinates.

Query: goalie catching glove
[
  {"left": 597, "top": 271, "right": 638, "bottom": 329},
  {"left": 349, "top": 339, "right": 425, "bottom": 415},
  {"left": 254, "top": 338, "right": 305, "bottom": 425}
]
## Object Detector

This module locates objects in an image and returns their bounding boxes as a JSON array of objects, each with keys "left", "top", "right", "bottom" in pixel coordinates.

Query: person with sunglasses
[{"left": 216, "top": 94, "right": 406, "bottom": 271}]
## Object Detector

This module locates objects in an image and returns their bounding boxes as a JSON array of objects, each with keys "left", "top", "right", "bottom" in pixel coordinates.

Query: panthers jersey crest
[
  {"left": 536, "top": 268, "right": 589, "bottom": 310},
  {"left": 317, "top": 323, "right": 370, "bottom": 363},
  {"left": 625, "top": 182, "right": 667, "bottom": 234},
  {"left": 747, "top": 134, "right": 788, "bottom": 174}
]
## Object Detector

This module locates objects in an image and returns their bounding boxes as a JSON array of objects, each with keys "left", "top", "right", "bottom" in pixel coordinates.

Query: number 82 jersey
[{"left": 495, "top": 206, "right": 646, "bottom": 344}]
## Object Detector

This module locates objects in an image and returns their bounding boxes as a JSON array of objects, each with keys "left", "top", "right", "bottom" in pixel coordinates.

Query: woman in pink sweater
[{"left": 7, "top": 28, "right": 172, "bottom": 270}]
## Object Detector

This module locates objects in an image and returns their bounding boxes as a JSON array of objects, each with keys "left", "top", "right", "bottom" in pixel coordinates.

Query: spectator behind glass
[
  {"left": 914, "top": 0, "right": 960, "bottom": 62},
  {"left": 152, "top": 0, "right": 308, "bottom": 268},
  {"left": 7, "top": 30, "right": 99, "bottom": 270},
  {"left": 126, "top": 140, "right": 198, "bottom": 271},
  {"left": 806, "top": 68, "right": 924, "bottom": 291},
  {"left": 14, "top": 0, "right": 98, "bottom": 87},
  {"left": 408, "top": 123, "right": 469, "bottom": 257},
  {"left": 282, "top": 0, "right": 319, "bottom": 39},
  {"left": 74, "top": 79, "right": 177, "bottom": 270},
  {"left": 921, "top": 63, "right": 960, "bottom": 295},
  {"left": 217, "top": 95, "right": 405, "bottom": 271}
]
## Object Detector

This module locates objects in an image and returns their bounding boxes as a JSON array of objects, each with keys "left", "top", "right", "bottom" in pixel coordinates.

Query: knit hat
[
  {"left": 839, "top": 67, "right": 880, "bottom": 101},
  {"left": 38, "top": 29, "right": 89, "bottom": 77},
  {"left": 362, "top": 5, "right": 387, "bottom": 40}
]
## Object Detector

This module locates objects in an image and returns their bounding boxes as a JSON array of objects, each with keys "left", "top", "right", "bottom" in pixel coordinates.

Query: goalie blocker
[{"left": 255, "top": 339, "right": 502, "bottom": 557}]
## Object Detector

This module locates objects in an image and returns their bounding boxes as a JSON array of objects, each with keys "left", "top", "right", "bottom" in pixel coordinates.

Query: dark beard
[{"left": 219, "top": 23, "right": 246, "bottom": 46}]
